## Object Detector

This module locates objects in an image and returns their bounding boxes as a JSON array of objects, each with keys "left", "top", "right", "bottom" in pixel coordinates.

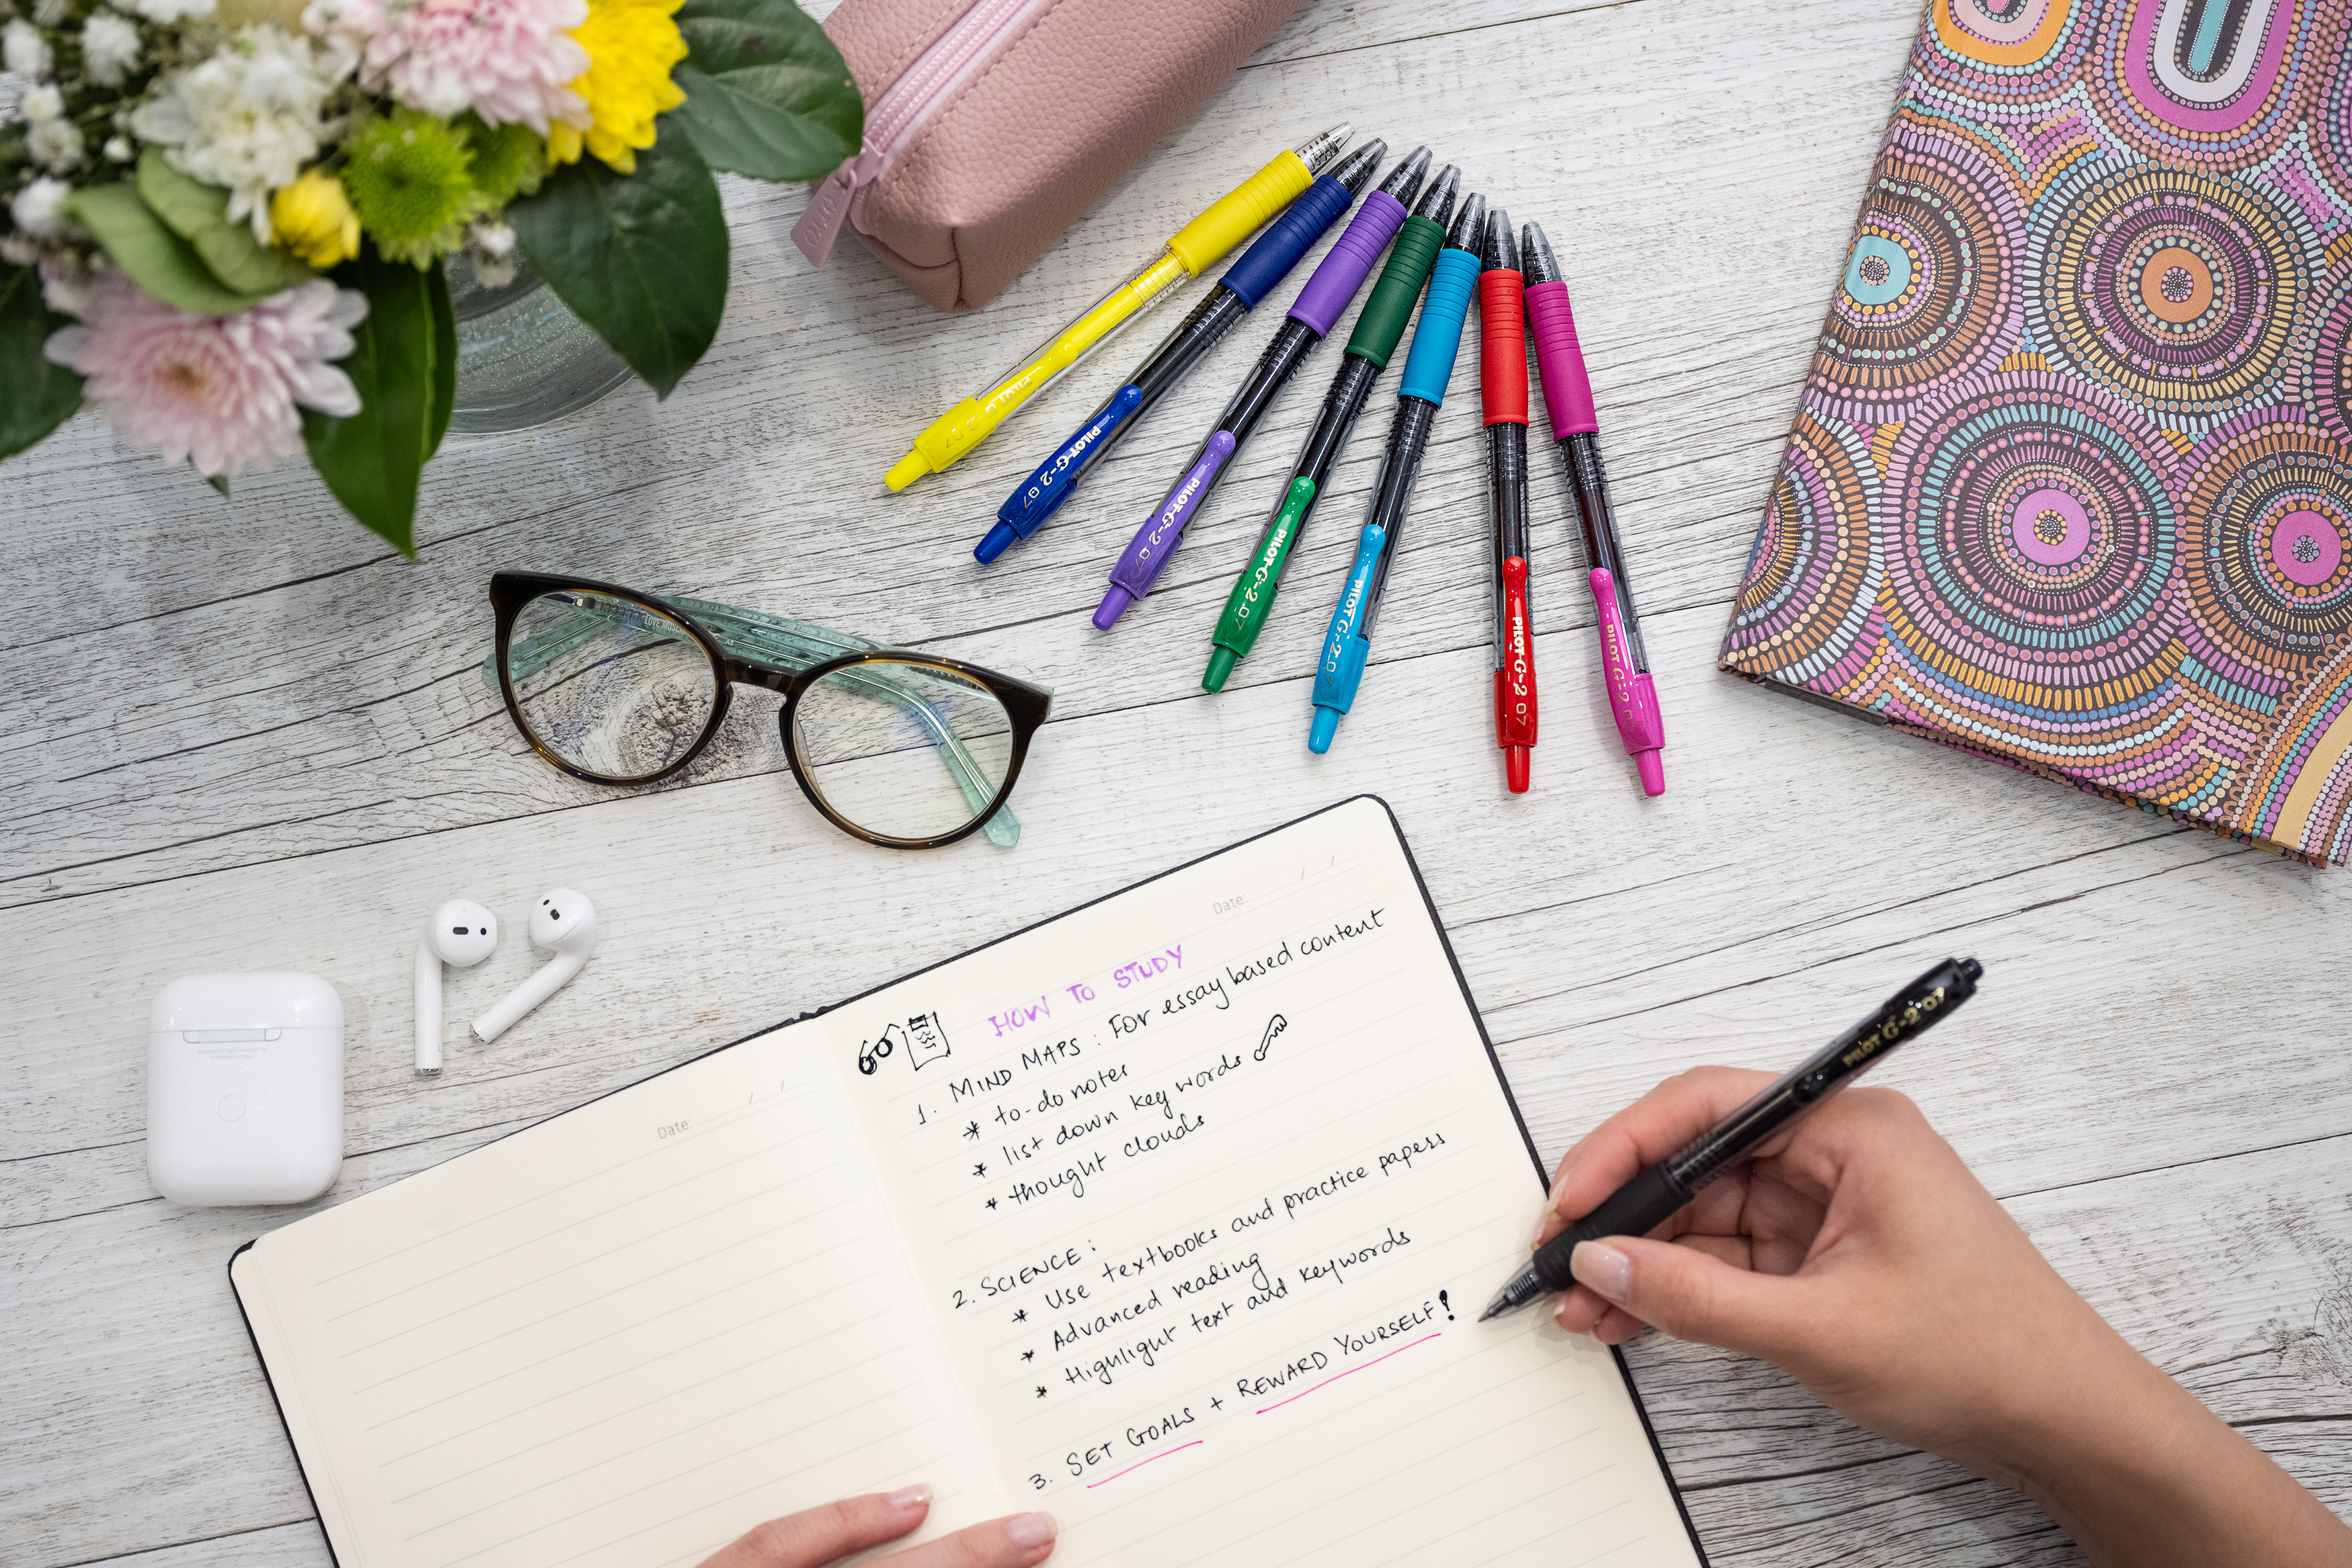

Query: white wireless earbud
[
  {"left": 473, "top": 890, "right": 597, "bottom": 1044},
  {"left": 415, "top": 899, "right": 499, "bottom": 1076}
]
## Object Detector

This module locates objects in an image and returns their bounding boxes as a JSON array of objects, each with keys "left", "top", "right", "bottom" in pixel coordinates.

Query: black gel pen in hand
[{"left": 1480, "top": 956, "right": 1985, "bottom": 1320}]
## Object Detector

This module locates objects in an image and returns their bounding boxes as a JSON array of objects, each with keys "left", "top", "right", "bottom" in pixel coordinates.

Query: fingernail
[
  {"left": 1547, "top": 1158, "right": 1576, "bottom": 1210},
  {"left": 1570, "top": 1240, "right": 1631, "bottom": 1302},
  {"left": 1552, "top": 1296, "right": 1572, "bottom": 1328},
  {"left": 887, "top": 1483, "right": 932, "bottom": 1510},
  {"left": 1006, "top": 1512, "right": 1056, "bottom": 1548}
]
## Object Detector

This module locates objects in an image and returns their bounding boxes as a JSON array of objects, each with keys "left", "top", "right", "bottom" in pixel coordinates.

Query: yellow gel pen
[{"left": 884, "top": 122, "right": 1352, "bottom": 492}]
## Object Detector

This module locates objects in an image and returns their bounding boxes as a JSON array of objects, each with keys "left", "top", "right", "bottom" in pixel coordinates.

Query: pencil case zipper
[{"left": 793, "top": 0, "right": 1060, "bottom": 266}]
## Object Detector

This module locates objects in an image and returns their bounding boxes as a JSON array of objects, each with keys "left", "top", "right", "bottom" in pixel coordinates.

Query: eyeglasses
[{"left": 480, "top": 572, "right": 1051, "bottom": 851}]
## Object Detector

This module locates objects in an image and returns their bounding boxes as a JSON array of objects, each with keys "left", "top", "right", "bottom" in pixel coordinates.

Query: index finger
[{"left": 1536, "top": 1066, "right": 1780, "bottom": 1245}]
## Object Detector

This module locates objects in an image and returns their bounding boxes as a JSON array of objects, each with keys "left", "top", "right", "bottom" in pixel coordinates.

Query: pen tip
[
  {"left": 1481, "top": 208, "right": 1518, "bottom": 273},
  {"left": 1446, "top": 192, "right": 1486, "bottom": 251},
  {"left": 1506, "top": 747, "right": 1530, "bottom": 793},
  {"left": 1520, "top": 222, "right": 1561, "bottom": 287},
  {"left": 1636, "top": 749, "right": 1665, "bottom": 796},
  {"left": 1331, "top": 138, "right": 1386, "bottom": 194},
  {"left": 1295, "top": 122, "right": 1352, "bottom": 171},
  {"left": 1376, "top": 145, "right": 1431, "bottom": 202},
  {"left": 1412, "top": 164, "right": 1460, "bottom": 224}
]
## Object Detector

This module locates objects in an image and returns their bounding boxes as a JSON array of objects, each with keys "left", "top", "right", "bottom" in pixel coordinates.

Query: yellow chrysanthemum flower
[
  {"left": 548, "top": 0, "right": 689, "bottom": 175},
  {"left": 270, "top": 169, "right": 360, "bottom": 269}
]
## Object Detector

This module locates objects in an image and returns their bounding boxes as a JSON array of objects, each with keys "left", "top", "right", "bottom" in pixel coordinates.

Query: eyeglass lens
[
  {"left": 507, "top": 590, "right": 720, "bottom": 781},
  {"left": 790, "top": 660, "right": 1015, "bottom": 843}
]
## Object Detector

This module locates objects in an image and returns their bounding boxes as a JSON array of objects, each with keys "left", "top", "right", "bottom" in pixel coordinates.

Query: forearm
[{"left": 1996, "top": 1336, "right": 2352, "bottom": 1567}]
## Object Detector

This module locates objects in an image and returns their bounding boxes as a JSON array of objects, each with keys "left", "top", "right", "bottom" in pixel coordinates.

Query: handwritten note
[
  {"left": 812, "top": 801, "right": 1702, "bottom": 1566},
  {"left": 230, "top": 800, "right": 1702, "bottom": 1568}
]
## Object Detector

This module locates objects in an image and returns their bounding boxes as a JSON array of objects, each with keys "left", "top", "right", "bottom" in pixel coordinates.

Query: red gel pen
[
  {"left": 1479, "top": 209, "right": 1536, "bottom": 793},
  {"left": 1522, "top": 221, "right": 1665, "bottom": 796}
]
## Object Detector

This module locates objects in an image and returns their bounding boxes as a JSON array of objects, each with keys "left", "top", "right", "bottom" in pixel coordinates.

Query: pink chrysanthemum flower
[
  {"left": 350, "top": 0, "right": 591, "bottom": 132},
  {"left": 45, "top": 275, "right": 370, "bottom": 480}
]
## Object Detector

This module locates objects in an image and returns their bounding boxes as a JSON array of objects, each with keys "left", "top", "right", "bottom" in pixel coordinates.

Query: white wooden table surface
[{"left": 6, "top": 1, "right": 2348, "bottom": 1563}]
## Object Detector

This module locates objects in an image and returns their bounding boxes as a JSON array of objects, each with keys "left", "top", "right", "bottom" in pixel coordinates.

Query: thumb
[{"left": 1569, "top": 1236, "right": 1808, "bottom": 1359}]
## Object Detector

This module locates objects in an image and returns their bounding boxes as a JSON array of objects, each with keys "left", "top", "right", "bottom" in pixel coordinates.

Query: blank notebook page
[
  {"left": 802, "top": 797, "right": 1702, "bottom": 1567},
  {"left": 231, "top": 1047, "right": 996, "bottom": 1568}
]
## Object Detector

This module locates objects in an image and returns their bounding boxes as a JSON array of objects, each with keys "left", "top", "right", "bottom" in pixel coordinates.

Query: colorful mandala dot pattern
[{"left": 1722, "top": 0, "right": 2352, "bottom": 865}]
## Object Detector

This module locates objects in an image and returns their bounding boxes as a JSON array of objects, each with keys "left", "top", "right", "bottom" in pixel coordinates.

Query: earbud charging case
[{"left": 148, "top": 972, "right": 344, "bottom": 1206}]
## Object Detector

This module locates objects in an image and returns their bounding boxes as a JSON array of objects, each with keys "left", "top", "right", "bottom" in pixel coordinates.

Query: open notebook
[{"left": 232, "top": 797, "right": 1707, "bottom": 1568}]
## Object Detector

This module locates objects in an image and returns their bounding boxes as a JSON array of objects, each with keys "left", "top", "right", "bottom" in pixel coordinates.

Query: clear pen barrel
[
  {"left": 1489, "top": 423, "right": 1528, "bottom": 671},
  {"left": 1551, "top": 433, "right": 1649, "bottom": 673},
  {"left": 990, "top": 247, "right": 1195, "bottom": 406}
]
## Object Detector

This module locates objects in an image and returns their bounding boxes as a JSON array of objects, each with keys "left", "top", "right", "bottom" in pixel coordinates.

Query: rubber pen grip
[
  {"left": 1529, "top": 1164, "right": 1688, "bottom": 1291},
  {"left": 1167, "top": 150, "right": 1314, "bottom": 276},
  {"left": 1525, "top": 278, "right": 1598, "bottom": 436},
  {"left": 1396, "top": 248, "right": 1479, "bottom": 406},
  {"left": 1218, "top": 173, "right": 1354, "bottom": 309},
  {"left": 1479, "top": 270, "right": 1528, "bottom": 426},
  {"left": 1288, "top": 190, "right": 1406, "bottom": 337},
  {"left": 1345, "top": 215, "right": 1446, "bottom": 367}
]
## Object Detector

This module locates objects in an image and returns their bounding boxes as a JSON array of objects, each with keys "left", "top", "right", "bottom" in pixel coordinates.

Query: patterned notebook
[{"left": 1720, "top": 0, "right": 2352, "bottom": 865}]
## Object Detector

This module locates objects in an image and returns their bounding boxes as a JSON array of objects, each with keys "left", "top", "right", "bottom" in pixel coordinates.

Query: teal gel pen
[
  {"left": 1306, "top": 193, "right": 1487, "bottom": 754},
  {"left": 1308, "top": 523, "right": 1389, "bottom": 752}
]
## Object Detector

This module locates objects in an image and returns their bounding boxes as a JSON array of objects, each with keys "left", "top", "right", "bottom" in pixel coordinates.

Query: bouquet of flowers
[{"left": 0, "top": 0, "right": 858, "bottom": 551}]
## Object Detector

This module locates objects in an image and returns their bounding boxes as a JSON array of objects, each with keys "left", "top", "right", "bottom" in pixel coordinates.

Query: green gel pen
[{"left": 1201, "top": 163, "right": 1462, "bottom": 693}]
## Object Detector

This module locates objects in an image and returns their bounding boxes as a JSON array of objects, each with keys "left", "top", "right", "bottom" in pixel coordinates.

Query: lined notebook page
[
  {"left": 810, "top": 798, "right": 1703, "bottom": 1567},
  {"left": 232, "top": 1042, "right": 996, "bottom": 1568}
]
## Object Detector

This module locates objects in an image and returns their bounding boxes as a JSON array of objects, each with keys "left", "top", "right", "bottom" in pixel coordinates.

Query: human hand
[
  {"left": 696, "top": 1486, "right": 1055, "bottom": 1568},
  {"left": 1535, "top": 1068, "right": 2352, "bottom": 1567}
]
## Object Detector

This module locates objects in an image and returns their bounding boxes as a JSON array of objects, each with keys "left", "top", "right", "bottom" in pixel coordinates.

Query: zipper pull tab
[{"left": 793, "top": 141, "right": 890, "bottom": 268}]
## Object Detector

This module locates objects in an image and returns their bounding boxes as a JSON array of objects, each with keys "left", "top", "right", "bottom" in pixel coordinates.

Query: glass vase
[{"left": 447, "top": 253, "right": 634, "bottom": 434}]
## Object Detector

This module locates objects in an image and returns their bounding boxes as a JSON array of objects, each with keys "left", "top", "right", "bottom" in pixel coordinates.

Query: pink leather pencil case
[{"left": 794, "top": 0, "right": 1305, "bottom": 311}]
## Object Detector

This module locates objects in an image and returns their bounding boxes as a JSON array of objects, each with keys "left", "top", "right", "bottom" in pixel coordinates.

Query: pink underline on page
[
  {"left": 1084, "top": 1439, "right": 1204, "bottom": 1488},
  {"left": 1254, "top": 1332, "right": 1442, "bottom": 1415}
]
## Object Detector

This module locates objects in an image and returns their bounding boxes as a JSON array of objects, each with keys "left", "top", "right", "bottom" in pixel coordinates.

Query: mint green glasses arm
[{"left": 481, "top": 596, "right": 1030, "bottom": 848}]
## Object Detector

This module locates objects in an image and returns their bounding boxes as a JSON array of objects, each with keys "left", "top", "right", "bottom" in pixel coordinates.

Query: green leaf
[
  {"left": 425, "top": 256, "right": 456, "bottom": 458},
  {"left": 674, "top": 0, "right": 862, "bottom": 182},
  {"left": 300, "top": 248, "right": 452, "bottom": 557},
  {"left": 507, "top": 119, "right": 728, "bottom": 399},
  {"left": 61, "top": 183, "right": 275, "bottom": 315},
  {"left": 0, "top": 266, "right": 84, "bottom": 462},
  {"left": 137, "top": 149, "right": 313, "bottom": 297},
  {"left": 206, "top": 473, "right": 229, "bottom": 498}
]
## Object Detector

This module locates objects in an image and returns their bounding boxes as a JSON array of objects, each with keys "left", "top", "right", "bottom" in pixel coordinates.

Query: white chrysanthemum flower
[
  {"left": 42, "top": 268, "right": 88, "bottom": 316},
  {"left": 105, "top": 134, "right": 135, "bottom": 161},
  {"left": 10, "top": 176, "right": 74, "bottom": 239},
  {"left": 131, "top": 0, "right": 218, "bottom": 19},
  {"left": 28, "top": 117, "right": 84, "bottom": 171},
  {"left": 81, "top": 11, "right": 144, "bottom": 85},
  {"left": 128, "top": 24, "right": 352, "bottom": 242},
  {"left": 34, "top": 0, "right": 70, "bottom": 25},
  {"left": 472, "top": 220, "right": 514, "bottom": 259},
  {"left": 20, "top": 82, "right": 64, "bottom": 121},
  {"left": 4, "top": 18, "right": 53, "bottom": 76},
  {"left": 0, "top": 234, "right": 38, "bottom": 265}
]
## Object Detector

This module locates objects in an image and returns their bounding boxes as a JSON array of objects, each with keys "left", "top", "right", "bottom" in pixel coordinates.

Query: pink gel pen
[{"left": 1521, "top": 222, "right": 1665, "bottom": 797}]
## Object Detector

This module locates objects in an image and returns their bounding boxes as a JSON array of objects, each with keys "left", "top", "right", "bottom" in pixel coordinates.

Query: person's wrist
[{"left": 1986, "top": 1333, "right": 2187, "bottom": 1502}]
